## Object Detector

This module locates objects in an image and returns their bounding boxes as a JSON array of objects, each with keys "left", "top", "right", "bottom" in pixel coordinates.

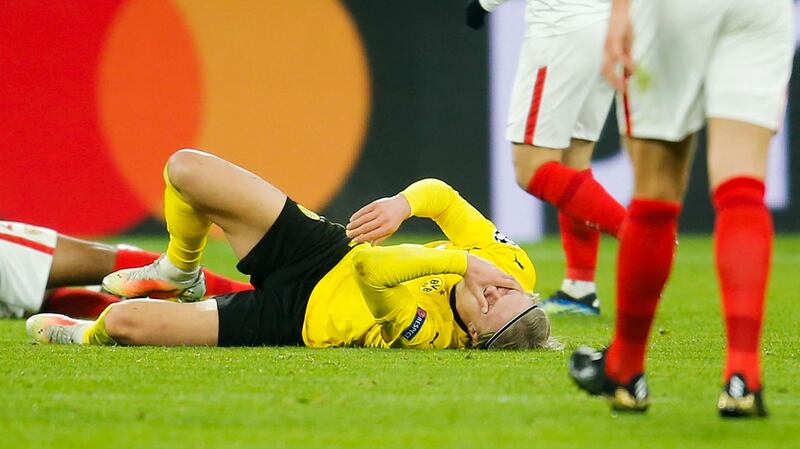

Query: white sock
[
  {"left": 560, "top": 279, "right": 596, "bottom": 298},
  {"left": 157, "top": 254, "right": 199, "bottom": 281},
  {"left": 70, "top": 322, "right": 92, "bottom": 344}
]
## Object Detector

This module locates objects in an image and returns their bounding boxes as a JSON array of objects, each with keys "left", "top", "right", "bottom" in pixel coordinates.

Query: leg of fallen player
[
  {"left": 162, "top": 149, "right": 288, "bottom": 261},
  {"left": 102, "top": 149, "right": 287, "bottom": 301},
  {"left": 28, "top": 298, "right": 220, "bottom": 346}
]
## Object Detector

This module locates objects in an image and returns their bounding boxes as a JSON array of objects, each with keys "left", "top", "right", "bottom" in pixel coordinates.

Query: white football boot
[
  {"left": 26, "top": 313, "right": 91, "bottom": 345},
  {"left": 102, "top": 254, "right": 206, "bottom": 302}
]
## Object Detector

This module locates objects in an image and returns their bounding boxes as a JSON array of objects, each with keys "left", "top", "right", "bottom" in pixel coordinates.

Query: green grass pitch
[{"left": 1, "top": 234, "right": 798, "bottom": 449}]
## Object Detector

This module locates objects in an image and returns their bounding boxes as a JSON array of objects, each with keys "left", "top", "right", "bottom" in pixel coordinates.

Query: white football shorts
[
  {"left": 619, "top": 0, "right": 794, "bottom": 141},
  {"left": 506, "top": 18, "right": 614, "bottom": 149},
  {"left": 0, "top": 221, "right": 57, "bottom": 318}
]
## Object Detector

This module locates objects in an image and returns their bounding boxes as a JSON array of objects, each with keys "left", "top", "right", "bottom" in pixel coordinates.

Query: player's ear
[{"left": 468, "top": 322, "right": 480, "bottom": 344}]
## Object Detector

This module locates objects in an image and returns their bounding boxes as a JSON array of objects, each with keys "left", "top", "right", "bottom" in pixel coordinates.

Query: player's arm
[
  {"left": 352, "top": 245, "right": 522, "bottom": 344},
  {"left": 602, "top": 0, "right": 634, "bottom": 91},
  {"left": 465, "top": 0, "right": 507, "bottom": 29},
  {"left": 347, "top": 178, "right": 497, "bottom": 250},
  {"left": 352, "top": 245, "right": 466, "bottom": 348},
  {"left": 401, "top": 178, "right": 499, "bottom": 248}
]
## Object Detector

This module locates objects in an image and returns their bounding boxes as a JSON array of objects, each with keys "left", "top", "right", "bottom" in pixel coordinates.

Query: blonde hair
[{"left": 476, "top": 305, "right": 562, "bottom": 350}]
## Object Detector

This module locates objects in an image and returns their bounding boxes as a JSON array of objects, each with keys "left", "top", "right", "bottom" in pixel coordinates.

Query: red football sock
[
  {"left": 558, "top": 212, "right": 600, "bottom": 281},
  {"left": 41, "top": 288, "right": 121, "bottom": 319},
  {"left": 527, "top": 162, "right": 626, "bottom": 237},
  {"left": 606, "top": 199, "right": 681, "bottom": 384},
  {"left": 202, "top": 269, "right": 253, "bottom": 296},
  {"left": 713, "top": 177, "right": 771, "bottom": 390}
]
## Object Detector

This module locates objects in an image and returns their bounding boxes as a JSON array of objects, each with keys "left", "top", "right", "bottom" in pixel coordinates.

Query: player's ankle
[
  {"left": 560, "top": 279, "right": 596, "bottom": 298},
  {"left": 159, "top": 255, "right": 200, "bottom": 281}
]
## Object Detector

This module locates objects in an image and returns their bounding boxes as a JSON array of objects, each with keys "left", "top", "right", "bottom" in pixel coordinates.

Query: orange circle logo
[
  {"left": 101, "top": 0, "right": 370, "bottom": 217},
  {"left": 0, "top": 1, "right": 369, "bottom": 235}
]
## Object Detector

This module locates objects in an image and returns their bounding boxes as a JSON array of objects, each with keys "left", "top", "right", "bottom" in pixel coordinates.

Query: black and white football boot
[
  {"left": 718, "top": 373, "right": 768, "bottom": 418},
  {"left": 568, "top": 346, "right": 650, "bottom": 412}
]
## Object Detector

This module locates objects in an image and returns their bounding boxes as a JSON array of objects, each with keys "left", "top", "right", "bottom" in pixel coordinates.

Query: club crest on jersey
[
  {"left": 402, "top": 307, "right": 427, "bottom": 341},
  {"left": 493, "top": 229, "right": 517, "bottom": 246},
  {"left": 420, "top": 277, "right": 444, "bottom": 294},
  {"left": 296, "top": 204, "right": 321, "bottom": 221}
]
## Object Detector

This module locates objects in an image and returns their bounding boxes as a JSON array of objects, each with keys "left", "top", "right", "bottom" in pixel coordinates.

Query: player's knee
[
  {"left": 104, "top": 302, "right": 145, "bottom": 344},
  {"left": 166, "top": 149, "right": 206, "bottom": 190}
]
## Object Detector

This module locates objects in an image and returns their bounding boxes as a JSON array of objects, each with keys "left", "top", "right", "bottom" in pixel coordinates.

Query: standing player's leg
[
  {"left": 605, "top": 136, "right": 693, "bottom": 380},
  {"left": 542, "top": 71, "right": 624, "bottom": 315},
  {"left": 102, "top": 149, "right": 287, "bottom": 300},
  {"left": 569, "top": 136, "right": 693, "bottom": 412},
  {"left": 703, "top": 0, "right": 792, "bottom": 417},
  {"left": 509, "top": 24, "right": 624, "bottom": 238},
  {"left": 707, "top": 119, "right": 773, "bottom": 416},
  {"left": 514, "top": 122, "right": 626, "bottom": 240},
  {"left": 555, "top": 141, "right": 602, "bottom": 307},
  {"left": 515, "top": 140, "right": 610, "bottom": 314},
  {"left": 507, "top": 23, "right": 625, "bottom": 315},
  {"left": 569, "top": 0, "right": 722, "bottom": 412}
]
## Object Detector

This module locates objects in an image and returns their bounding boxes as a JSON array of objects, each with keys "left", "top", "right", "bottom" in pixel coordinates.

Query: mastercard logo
[{"left": 0, "top": 0, "right": 370, "bottom": 236}]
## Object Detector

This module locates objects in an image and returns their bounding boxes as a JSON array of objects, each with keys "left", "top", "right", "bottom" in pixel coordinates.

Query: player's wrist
[{"left": 396, "top": 193, "right": 414, "bottom": 219}]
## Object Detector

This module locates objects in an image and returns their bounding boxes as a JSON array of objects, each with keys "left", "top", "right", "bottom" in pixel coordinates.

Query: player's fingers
[
  {"left": 348, "top": 203, "right": 376, "bottom": 225},
  {"left": 346, "top": 217, "right": 382, "bottom": 240},
  {"left": 605, "top": 55, "right": 626, "bottom": 92},
  {"left": 622, "top": 54, "right": 635, "bottom": 79},
  {"left": 495, "top": 275, "right": 524, "bottom": 292},
  {"left": 347, "top": 210, "right": 378, "bottom": 231},
  {"left": 601, "top": 58, "right": 619, "bottom": 90},
  {"left": 354, "top": 227, "right": 391, "bottom": 245},
  {"left": 475, "top": 289, "right": 489, "bottom": 314}
]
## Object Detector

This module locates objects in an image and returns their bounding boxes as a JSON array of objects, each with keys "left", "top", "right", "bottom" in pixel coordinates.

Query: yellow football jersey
[{"left": 301, "top": 179, "right": 536, "bottom": 349}]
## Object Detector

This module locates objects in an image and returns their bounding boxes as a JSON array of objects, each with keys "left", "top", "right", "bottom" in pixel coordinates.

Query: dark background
[{"left": 338, "top": 0, "right": 799, "bottom": 235}]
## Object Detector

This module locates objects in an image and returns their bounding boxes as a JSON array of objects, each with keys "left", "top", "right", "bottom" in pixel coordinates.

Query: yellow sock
[
  {"left": 163, "top": 165, "right": 211, "bottom": 270},
  {"left": 83, "top": 304, "right": 119, "bottom": 345}
]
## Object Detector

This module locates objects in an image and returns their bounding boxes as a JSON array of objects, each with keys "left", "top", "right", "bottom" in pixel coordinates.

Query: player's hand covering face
[
  {"left": 463, "top": 254, "right": 524, "bottom": 314},
  {"left": 602, "top": 0, "right": 635, "bottom": 91},
  {"left": 460, "top": 284, "right": 535, "bottom": 339},
  {"left": 346, "top": 195, "right": 411, "bottom": 245}
]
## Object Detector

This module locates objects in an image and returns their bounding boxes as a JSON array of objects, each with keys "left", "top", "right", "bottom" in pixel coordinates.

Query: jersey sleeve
[
  {"left": 400, "top": 179, "right": 498, "bottom": 249},
  {"left": 351, "top": 244, "right": 466, "bottom": 348}
]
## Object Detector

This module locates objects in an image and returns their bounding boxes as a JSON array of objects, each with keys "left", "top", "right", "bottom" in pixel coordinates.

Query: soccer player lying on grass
[
  {"left": 27, "top": 149, "right": 553, "bottom": 350},
  {"left": 0, "top": 220, "right": 251, "bottom": 320}
]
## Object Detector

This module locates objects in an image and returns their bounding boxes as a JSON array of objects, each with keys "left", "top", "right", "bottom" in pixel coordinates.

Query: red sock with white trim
[
  {"left": 527, "top": 162, "right": 626, "bottom": 237},
  {"left": 606, "top": 199, "right": 681, "bottom": 383},
  {"left": 559, "top": 212, "right": 600, "bottom": 282},
  {"left": 713, "top": 177, "right": 772, "bottom": 390},
  {"left": 114, "top": 248, "right": 252, "bottom": 296}
]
